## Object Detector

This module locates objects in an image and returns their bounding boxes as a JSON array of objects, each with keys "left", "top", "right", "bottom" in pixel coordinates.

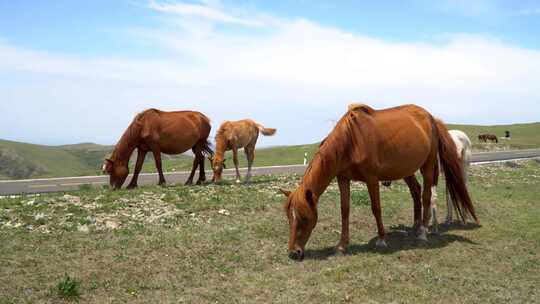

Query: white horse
[{"left": 431, "top": 129, "right": 472, "bottom": 233}]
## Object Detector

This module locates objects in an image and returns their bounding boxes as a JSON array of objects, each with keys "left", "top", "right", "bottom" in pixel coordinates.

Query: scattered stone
[
  {"left": 26, "top": 199, "right": 36, "bottom": 206},
  {"left": 62, "top": 194, "right": 81, "bottom": 204},
  {"left": 105, "top": 220, "right": 120, "bottom": 230},
  {"left": 218, "top": 209, "right": 230, "bottom": 216},
  {"left": 34, "top": 213, "right": 46, "bottom": 221},
  {"left": 78, "top": 224, "right": 89, "bottom": 233}
]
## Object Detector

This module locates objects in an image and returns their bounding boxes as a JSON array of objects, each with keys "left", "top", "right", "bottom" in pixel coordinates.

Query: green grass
[
  {"left": 1, "top": 121, "right": 539, "bottom": 179},
  {"left": 1, "top": 160, "right": 539, "bottom": 303},
  {"left": 55, "top": 274, "right": 81, "bottom": 299}
]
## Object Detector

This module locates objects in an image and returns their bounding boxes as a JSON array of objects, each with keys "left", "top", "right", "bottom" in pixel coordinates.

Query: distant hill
[
  {"left": 0, "top": 139, "right": 112, "bottom": 179},
  {"left": 0, "top": 121, "right": 538, "bottom": 179}
]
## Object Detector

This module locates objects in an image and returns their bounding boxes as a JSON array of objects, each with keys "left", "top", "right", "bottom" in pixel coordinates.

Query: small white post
[{"left": 303, "top": 152, "right": 308, "bottom": 165}]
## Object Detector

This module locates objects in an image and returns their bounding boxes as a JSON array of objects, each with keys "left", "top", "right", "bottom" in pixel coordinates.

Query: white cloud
[
  {"left": 0, "top": 1, "right": 539, "bottom": 146},
  {"left": 148, "top": 0, "right": 266, "bottom": 27}
]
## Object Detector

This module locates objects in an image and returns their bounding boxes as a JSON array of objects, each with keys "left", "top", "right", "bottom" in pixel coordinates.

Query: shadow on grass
[{"left": 303, "top": 224, "right": 480, "bottom": 261}]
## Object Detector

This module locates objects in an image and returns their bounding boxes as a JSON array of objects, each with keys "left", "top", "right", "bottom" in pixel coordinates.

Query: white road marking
[{"left": 29, "top": 184, "right": 58, "bottom": 188}]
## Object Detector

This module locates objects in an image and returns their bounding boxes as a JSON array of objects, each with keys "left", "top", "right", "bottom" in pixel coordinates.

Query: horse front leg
[
  {"left": 336, "top": 176, "right": 350, "bottom": 253},
  {"left": 367, "top": 178, "right": 386, "bottom": 248},
  {"left": 127, "top": 149, "right": 147, "bottom": 189}
]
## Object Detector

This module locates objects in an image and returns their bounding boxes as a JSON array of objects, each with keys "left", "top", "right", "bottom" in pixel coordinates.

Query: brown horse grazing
[
  {"left": 102, "top": 109, "right": 213, "bottom": 189},
  {"left": 280, "top": 104, "right": 478, "bottom": 260},
  {"left": 211, "top": 119, "right": 276, "bottom": 183},
  {"left": 478, "top": 134, "right": 498, "bottom": 143}
]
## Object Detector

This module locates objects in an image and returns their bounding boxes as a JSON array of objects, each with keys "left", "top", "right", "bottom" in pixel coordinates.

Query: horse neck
[
  {"left": 214, "top": 133, "right": 227, "bottom": 160},
  {"left": 111, "top": 124, "right": 139, "bottom": 165},
  {"left": 301, "top": 145, "right": 343, "bottom": 198}
]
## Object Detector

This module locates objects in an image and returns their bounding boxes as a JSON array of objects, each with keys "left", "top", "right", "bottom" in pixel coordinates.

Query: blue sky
[{"left": 0, "top": 0, "right": 539, "bottom": 146}]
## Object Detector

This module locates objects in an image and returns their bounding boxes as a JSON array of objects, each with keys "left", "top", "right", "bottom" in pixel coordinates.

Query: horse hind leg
[
  {"left": 232, "top": 146, "right": 241, "bottom": 183},
  {"left": 431, "top": 185, "right": 439, "bottom": 234},
  {"left": 244, "top": 143, "right": 256, "bottom": 183},
  {"left": 404, "top": 175, "right": 422, "bottom": 231},
  {"left": 185, "top": 148, "right": 199, "bottom": 185},
  {"left": 418, "top": 155, "right": 438, "bottom": 241},
  {"left": 195, "top": 141, "right": 207, "bottom": 185}
]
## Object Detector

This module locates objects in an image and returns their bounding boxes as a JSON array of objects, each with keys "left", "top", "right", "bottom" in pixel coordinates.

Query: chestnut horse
[
  {"left": 211, "top": 119, "right": 276, "bottom": 183},
  {"left": 280, "top": 104, "right": 478, "bottom": 260},
  {"left": 102, "top": 109, "right": 213, "bottom": 189}
]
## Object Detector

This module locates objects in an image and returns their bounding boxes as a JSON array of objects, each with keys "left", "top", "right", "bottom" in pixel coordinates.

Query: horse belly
[
  {"left": 376, "top": 123, "right": 432, "bottom": 180},
  {"left": 158, "top": 131, "right": 200, "bottom": 155},
  {"left": 377, "top": 154, "right": 427, "bottom": 180}
]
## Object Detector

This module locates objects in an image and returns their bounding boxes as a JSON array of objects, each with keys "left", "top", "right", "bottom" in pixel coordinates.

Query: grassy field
[
  {"left": 1, "top": 121, "right": 539, "bottom": 179},
  {"left": 1, "top": 160, "right": 539, "bottom": 303},
  {"left": 448, "top": 122, "right": 540, "bottom": 151}
]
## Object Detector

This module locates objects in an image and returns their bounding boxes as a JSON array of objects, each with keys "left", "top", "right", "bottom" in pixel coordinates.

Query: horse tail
[
  {"left": 201, "top": 140, "right": 214, "bottom": 158},
  {"left": 433, "top": 119, "right": 479, "bottom": 224},
  {"left": 256, "top": 124, "right": 277, "bottom": 136}
]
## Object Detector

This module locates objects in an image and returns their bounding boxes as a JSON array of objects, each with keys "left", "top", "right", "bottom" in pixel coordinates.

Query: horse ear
[
  {"left": 279, "top": 188, "right": 291, "bottom": 197},
  {"left": 305, "top": 189, "right": 317, "bottom": 207}
]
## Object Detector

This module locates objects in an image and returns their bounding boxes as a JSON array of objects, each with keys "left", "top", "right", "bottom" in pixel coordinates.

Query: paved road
[{"left": 1, "top": 149, "right": 539, "bottom": 195}]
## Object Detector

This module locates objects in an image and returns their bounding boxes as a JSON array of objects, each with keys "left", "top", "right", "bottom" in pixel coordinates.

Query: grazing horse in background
[
  {"left": 431, "top": 130, "right": 472, "bottom": 232},
  {"left": 280, "top": 104, "right": 478, "bottom": 260},
  {"left": 102, "top": 109, "right": 213, "bottom": 189},
  {"left": 211, "top": 120, "right": 276, "bottom": 183},
  {"left": 485, "top": 134, "right": 498, "bottom": 143},
  {"left": 478, "top": 134, "right": 498, "bottom": 143}
]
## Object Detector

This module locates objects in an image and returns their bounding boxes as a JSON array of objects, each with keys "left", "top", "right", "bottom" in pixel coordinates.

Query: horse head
[
  {"left": 280, "top": 187, "right": 318, "bottom": 261},
  {"left": 102, "top": 158, "right": 128, "bottom": 190},
  {"left": 210, "top": 155, "right": 227, "bottom": 182}
]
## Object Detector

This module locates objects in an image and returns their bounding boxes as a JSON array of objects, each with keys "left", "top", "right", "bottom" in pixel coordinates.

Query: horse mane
[
  {"left": 300, "top": 107, "right": 369, "bottom": 188},
  {"left": 110, "top": 110, "right": 150, "bottom": 161}
]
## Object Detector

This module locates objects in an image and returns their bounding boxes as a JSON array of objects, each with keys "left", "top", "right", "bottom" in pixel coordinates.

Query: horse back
[{"left": 346, "top": 104, "right": 435, "bottom": 180}]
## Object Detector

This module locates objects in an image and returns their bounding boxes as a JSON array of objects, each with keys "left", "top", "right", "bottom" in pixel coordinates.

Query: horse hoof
[
  {"left": 336, "top": 244, "right": 348, "bottom": 254},
  {"left": 375, "top": 238, "right": 388, "bottom": 249},
  {"left": 417, "top": 226, "right": 428, "bottom": 241},
  {"left": 126, "top": 184, "right": 137, "bottom": 190}
]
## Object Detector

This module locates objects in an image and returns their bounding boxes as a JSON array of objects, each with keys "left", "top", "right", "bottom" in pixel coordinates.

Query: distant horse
[
  {"left": 478, "top": 134, "right": 498, "bottom": 143},
  {"left": 102, "top": 109, "right": 213, "bottom": 189},
  {"left": 431, "top": 130, "right": 472, "bottom": 232},
  {"left": 280, "top": 104, "right": 478, "bottom": 260},
  {"left": 211, "top": 120, "right": 276, "bottom": 183}
]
